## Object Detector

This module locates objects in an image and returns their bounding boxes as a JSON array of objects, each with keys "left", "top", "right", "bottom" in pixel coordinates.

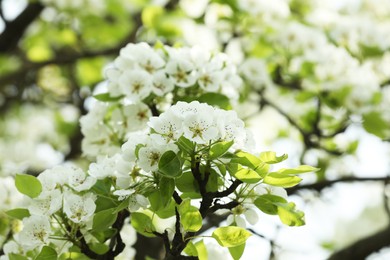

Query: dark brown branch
[
  {"left": 173, "top": 191, "right": 183, "bottom": 204},
  {"left": 328, "top": 225, "right": 390, "bottom": 260},
  {"left": 208, "top": 200, "right": 239, "bottom": 214},
  {"left": 0, "top": 2, "right": 44, "bottom": 53},
  {"left": 210, "top": 179, "right": 243, "bottom": 198},
  {"left": 287, "top": 176, "right": 390, "bottom": 195}
]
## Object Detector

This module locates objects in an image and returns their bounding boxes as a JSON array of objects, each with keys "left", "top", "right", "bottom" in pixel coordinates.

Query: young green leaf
[
  {"left": 198, "top": 93, "right": 232, "bottom": 110},
  {"left": 35, "top": 246, "right": 58, "bottom": 260},
  {"left": 263, "top": 172, "right": 302, "bottom": 188},
  {"left": 92, "top": 208, "right": 118, "bottom": 231},
  {"left": 259, "top": 151, "right": 288, "bottom": 164},
  {"left": 209, "top": 140, "right": 234, "bottom": 160},
  {"left": 88, "top": 243, "right": 110, "bottom": 255},
  {"left": 9, "top": 254, "right": 28, "bottom": 260},
  {"left": 178, "top": 200, "right": 203, "bottom": 232},
  {"left": 93, "top": 93, "right": 123, "bottom": 102},
  {"left": 158, "top": 151, "right": 182, "bottom": 178},
  {"left": 15, "top": 174, "right": 42, "bottom": 198},
  {"left": 159, "top": 177, "right": 175, "bottom": 207},
  {"left": 276, "top": 202, "right": 305, "bottom": 226},
  {"left": 228, "top": 243, "right": 246, "bottom": 260},
  {"left": 234, "top": 168, "right": 262, "bottom": 184},
  {"left": 6, "top": 208, "right": 30, "bottom": 220},
  {"left": 183, "top": 242, "right": 198, "bottom": 257},
  {"left": 177, "top": 136, "right": 195, "bottom": 154},
  {"left": 362, "top": 111, "right": 389, "bottom": 139},
  {"left": 176, "top": 171, "right": 198, "bottom": 193},
  {"left": 254, "top": 194, "right": 287, "bottom": 215},
  {"left": 277, "top": 165, "right": 320, "bottom": 175},
  {"left": 131, "top": 212, "right": 156, "bottom": 237},
  {"left": 212, "top": 226, "right": 251, "bottom": 247},
  {"left": 194, "top": 240, "right": 208, "bottom": 260}
]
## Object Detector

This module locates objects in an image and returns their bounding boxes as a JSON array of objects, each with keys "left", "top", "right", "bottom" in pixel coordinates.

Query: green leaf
[
  {"left": 263, "top": 173, "right": 302, "bottom": 188},
  {"left": 155, "top": 199, "right": 176, "bottom": 219},
  {"left": 209, "top": 141, "right": 234, "bottom": 160},
  {"left": 277, "top": 202, "right": 305, "bottom": 226},
  {"left": 131, "top": 212, "right": 155, "bottom": 237},
  {"left": 212, "top": 226, "right": 251, "bottom": 247},
  {"left": 93, "top": 93, "right": 123, "bottom": 102},
  {"left": 158, "top": 151, "right": 182, "bottom": 178},
  {"left": 362, "top": 111, "right": 389, "bottom": 139},
  {"left": 176, "top": 171, "right": 198, "bottom": 193},
  {"left": 259, "top": 151, "right": 288, "bottom": 164},
  {"left": 159, "top": 177, "right": 175, "bottom": 207},
  {"left": 6, "top": 208, "right": 30, "bottom": 220},
  {"left": 9, "top": 254, "right": 28, "bottom": 260},
  {"left": 93, "top": 208, "right": 118, "bottom": 231},
  {"left": 228, "top": 243, "right": 246, "bottom": 260},
  {"left": 277, "top": 165, "right": 320, "bottom": 175},
  {"left": 183, "top": 242, "right": 198, "bottom": 257},
  {"left": 35, "top": 246, "right": 58, "bottom": 260},
  {"left": 176, "top": 136, "right": 195, "bottom": 154},
  {"left": 234, "top": 167, "right": 262, "bottom": 184},
  {"left": 88, "top": 243, "right": 109, "bottom": 255},
  {"left": 205, "top": 168, "right": 219, "bottom": 192},
  {"left": 58, "top": 252, "right": 90, "bottom": 260},
  {"left": 254, "top": 194, "right": 287, "bottom": 215},
  {"left": 231, "top": 151, "right": 269, "bottom": 177},
  {"left": 90, "top": 229, "right": 117, "bottom": 243},
  {"left": 194, "top": 240, "right": 208, "bottom": 260},
  {"left": 15, "top": 174, "right": 42, "bottom": 198},
  {"left": 178, "top": 200, "right": 202, "bottom": 232},
  {"left": 198, "top": 93, "right": 232, "bottom": 110}
]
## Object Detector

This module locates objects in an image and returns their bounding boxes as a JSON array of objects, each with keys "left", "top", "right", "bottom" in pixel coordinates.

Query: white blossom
[
  {"left": 28, "top": 189, "right": 62, "bottom": 216},
  {"left": 67, "top": 165, "right": 96, "bottom": 192},
  {"left": 18, "top": 215, "right": 52, "bottom": 249},
  {"left": 63, "top": 191, "right": 96, "bottom": 223}
]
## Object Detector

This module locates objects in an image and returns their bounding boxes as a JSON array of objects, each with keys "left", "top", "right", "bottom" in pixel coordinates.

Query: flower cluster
[
  {"left": 120, "top": 101, "right": 253, "bottom": 175},
  {"left": 12, "top": 165, "right": 97, "bottom": 251},
  {"left": 81, "top": 43, "right": 243, "bottom": 158},
  {"left": 105, "top": 43, "right": 242, "bottom": 101}
]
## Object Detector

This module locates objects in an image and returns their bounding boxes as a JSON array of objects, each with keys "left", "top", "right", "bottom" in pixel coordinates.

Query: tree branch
[
  {"left": 0, "top": 2, "right": 44, "bottom": 53},
  {"left": 328, "top": 225, "right": 390, "bottom": 260},
  {"left": 287, "top": 176, "right": 390, "bottom": 195}
]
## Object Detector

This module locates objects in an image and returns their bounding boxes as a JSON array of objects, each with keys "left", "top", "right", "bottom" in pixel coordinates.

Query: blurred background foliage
[{"left": 1, "top": 0, "right": 390, "bottom": 259}]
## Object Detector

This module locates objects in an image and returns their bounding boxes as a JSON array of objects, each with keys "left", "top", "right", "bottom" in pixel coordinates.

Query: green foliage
[
  {"left": 92, "top": 208, "right": 118, "bottom": 231},
  {"left": 93, "top": 93, "right": 123, "bottom": 102},
  {"left": 131, "top": 212, "right": 156, "bottom": 237},
  {"left": 212, "top": 226, "right": 252, "bottom": 247},
  {"left": 263, "top": 172, "right": 302, "bottom": 188},
  {"left": 178, "top": 200, "right": 203, "bottom": 232},
  {"left": 254, "top": 195, "right": 305, "bottom": 226},
  {"left": 228, "top": 243, "right": 246, "bottom": 260},
  {"left": 198, "top": 93, "right": 232, "bottom": 110},
  {"left": 35, "top": 246, "right": 58, "bottom": 260},
  {"left": 6, "top": 208, "right": 30, "bottom": 220},
  {"left": 158, "top": 151, "right": 182, "bottom": 178},
  {"left": 276, "top": 165, "right": 320, "bottom": 175},
  {"left": 362, "top": 111, "right": 389, "bottom": 139},
  {"left": 259, "top": 151, "right": 288, "bottom": 164},
  {"left": 277, "top": 202, "right": 305, "bottom": 226},
  {"left": 209, "top": 141, "right": 234, "bottom": 160},
  {"left": 15, "top": 174, "right": 42, "bottom": 198},
  {"left": 89, "top": 243, "right": 110, "bottom": 255}
]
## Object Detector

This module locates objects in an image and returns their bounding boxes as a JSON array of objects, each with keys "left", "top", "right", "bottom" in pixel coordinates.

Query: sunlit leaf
[
  {"left": 212, "top": 226, "right": 251, "bottom": 247},
  {"left": 15, "top": 174, "right": 42, "bottom": 198}
]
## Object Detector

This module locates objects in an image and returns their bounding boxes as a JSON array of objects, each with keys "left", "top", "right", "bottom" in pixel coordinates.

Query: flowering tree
[{"left": 1, "top": 0, "right": 390, "bottom": 259}]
